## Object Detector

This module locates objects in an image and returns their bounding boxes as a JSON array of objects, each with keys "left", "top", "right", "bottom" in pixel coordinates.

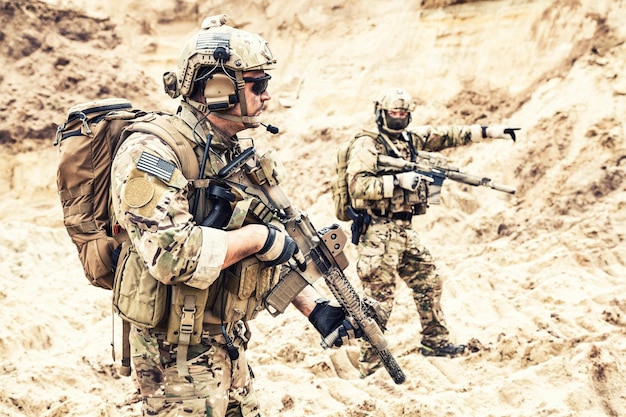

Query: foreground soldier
[
  {"left": 111, "top": 16, "right": 358, "bottom": 416},
  {"left": 347, "top": 87, "right": 518, "bottom": 377}
]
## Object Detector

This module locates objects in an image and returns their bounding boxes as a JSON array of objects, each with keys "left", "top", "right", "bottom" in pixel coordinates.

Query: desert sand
[{"left": 1, "top": 0, "right": 625, "bottom": 416}]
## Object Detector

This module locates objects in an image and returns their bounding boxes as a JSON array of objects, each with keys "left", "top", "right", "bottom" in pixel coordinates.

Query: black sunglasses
[{"left": 243, "top": 74, "right": 271, "bottom": 95}]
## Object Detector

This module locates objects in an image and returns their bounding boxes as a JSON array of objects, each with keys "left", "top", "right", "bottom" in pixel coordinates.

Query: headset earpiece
[{"left": 203, "top": 73, "right": 238, "bottom": 111}]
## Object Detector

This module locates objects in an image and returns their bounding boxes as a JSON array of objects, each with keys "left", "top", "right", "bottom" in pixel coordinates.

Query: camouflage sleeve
[
  {"left": 111, "top": 132, "right": 226, "bottom": 289},
  {"left": 408, "top": 124, "right": 483, "bottom": 152},
  {"left": 346, "top": 135, "right": 391, "bottom": 200}
]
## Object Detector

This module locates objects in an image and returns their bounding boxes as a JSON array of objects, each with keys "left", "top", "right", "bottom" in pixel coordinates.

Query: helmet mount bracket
[{"left": 213, "top": 46, "right": 230, "bottom": 62}]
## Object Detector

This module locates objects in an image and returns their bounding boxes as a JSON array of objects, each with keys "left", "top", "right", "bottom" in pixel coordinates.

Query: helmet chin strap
[
  {"left": 185, "top": 97, "right": 208, "bottom": 114},
  {"left": 212, "top": 112, "right": 261, "bottom": 127}
]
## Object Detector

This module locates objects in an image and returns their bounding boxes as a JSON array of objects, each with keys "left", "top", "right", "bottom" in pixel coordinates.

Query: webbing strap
[
  {"left": 176, "top": 294, "right": 197, "bottom": 379},
  {"left": 119, "top": 319, "right": 132, "bottom": 377},
  {"left": 63, "top": 201, "right": 93, "bottom": 218},
  {"left": 66, "top": 220, "right": 98, "bottom": 236},
  {"left": 59, "top": 182, "right": 93, "bottom": 201},
  {"left": 250, "top": 199, "right": 273, "bottom": 223}
]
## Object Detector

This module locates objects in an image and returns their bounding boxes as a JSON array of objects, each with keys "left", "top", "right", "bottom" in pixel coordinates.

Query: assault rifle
[
  {"left": 217, "top": 147, "right": 406, "bottom": 385},
  {"left": 378, "top": 152, "right": 516, "bottom": 204}
]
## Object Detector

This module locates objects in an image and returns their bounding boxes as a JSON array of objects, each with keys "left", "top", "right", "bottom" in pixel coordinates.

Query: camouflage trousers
[
  {"left": 130, "top": 325, "right": 260, "bottom": 417},
  {"left": 356, "top": 217, "right": 449, "bottom": 376}
]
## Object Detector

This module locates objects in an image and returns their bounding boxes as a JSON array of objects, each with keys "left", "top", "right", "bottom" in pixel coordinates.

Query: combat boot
[{"left": 419, "top": 340, "right": 466, "bottom": 357}]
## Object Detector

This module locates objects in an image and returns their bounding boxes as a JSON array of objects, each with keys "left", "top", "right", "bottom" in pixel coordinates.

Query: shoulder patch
[
  {"left": 123, "top": 177, "right": 155, "bottom": 208},
  {"left": 137, "top": 151, "right": 176, "bottom": 182}
]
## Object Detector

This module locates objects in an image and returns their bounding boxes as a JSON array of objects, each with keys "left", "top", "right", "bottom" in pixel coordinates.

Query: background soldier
[
  {"left": 346, "top": 87, "right": 518, "bottom": 377},
  {"left": 111, "top": 16, "right": 359, "bottom": 416}
]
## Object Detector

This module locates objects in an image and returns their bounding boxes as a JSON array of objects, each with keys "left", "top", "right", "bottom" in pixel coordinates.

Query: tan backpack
[
  {"left": 55, "top": 98, "right": 200, "bottom": 376},
  {"left": 54, "top": 98, "right": 199, "bottom": 289},
  {"left": 331, "top": 132, "right": 380, "bottom": 221},
  {"left": 331, "top": 138, "right": 355, "bottom": 222}
]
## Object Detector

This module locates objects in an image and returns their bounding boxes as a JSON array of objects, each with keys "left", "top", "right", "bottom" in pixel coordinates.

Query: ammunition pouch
[
  {"left": 164, "top": 284, "right": 210, "bottom": 378},
  {"left": 354, "top": 179, "right": 430, "bottom": 217},
  {"left": 408, "top": 181, "right": 429, "bottom": 215},
  {"left": 352, "top": 197, "right": 387, "bottom": 213},
  {"left": 264, "top": 267, "right": 311, "bottom": 317},
  {"left": 204, "top": 257, "right": 280, "bottom": 324},
  {"left": 112, "top": 241, "right": 168, "bottom": 328},
  {"left": 166, "top": 284, "right": 208, "bottom": 346}
]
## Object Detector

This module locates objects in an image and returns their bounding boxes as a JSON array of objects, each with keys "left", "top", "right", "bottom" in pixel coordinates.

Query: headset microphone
[{"left": 261, "top": 122, "right": 279, "bottom": 134}]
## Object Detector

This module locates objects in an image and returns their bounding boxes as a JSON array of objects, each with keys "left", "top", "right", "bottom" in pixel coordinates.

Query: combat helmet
[
  {"left": 163, "top": 14, "right": 276, "bottom": 127},
  {"left": 374, "top": 87, "right": 416, "bottom": 134}
]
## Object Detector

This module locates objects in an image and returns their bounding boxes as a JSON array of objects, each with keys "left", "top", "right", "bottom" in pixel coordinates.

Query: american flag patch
[{"left": 137, "top": 151, "right": 176, "bottom": 182}]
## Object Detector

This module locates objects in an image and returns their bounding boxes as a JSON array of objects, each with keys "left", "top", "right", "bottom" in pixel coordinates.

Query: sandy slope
[{"left": 1, "top": 0, "right": 625, "bottom": 416}]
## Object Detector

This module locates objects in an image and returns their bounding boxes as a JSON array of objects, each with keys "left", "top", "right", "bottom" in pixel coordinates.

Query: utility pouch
[
  {"left": 246, "top": 149, "right": 285, "bottom": 186},
  {"left": 353, "top": 197, "right": 387, "bottom": 213},
  {"left": 166, "top": 284, "right": 208, "bottom": 346},
  {"left": 205, "top": 257, "right": 275, "bottom": 324},
  {"left": 112, "top": 241, "right": 168, "bottom": 328}
]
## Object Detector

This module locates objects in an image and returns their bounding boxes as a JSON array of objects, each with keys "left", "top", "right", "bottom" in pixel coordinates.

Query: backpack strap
[
  {"left": 358, "top": 129, "right": 403, "bottom": 158},
  {"left": 121, "top": 114, "right": 200, "bottom": 180}
]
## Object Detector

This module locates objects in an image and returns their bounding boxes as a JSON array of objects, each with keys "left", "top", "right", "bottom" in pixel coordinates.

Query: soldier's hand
[
  {"left": 395, "top": 171, "right": 422, "bottom": 191},
  {"left": 256, "top": 224, "right": 302, "bottom": 267},
  {"left": 308, "top": 298, "right": 362, "bottom": 348},
  {"left": 482, "top": 125, "right": 520, "bottom": 142}
]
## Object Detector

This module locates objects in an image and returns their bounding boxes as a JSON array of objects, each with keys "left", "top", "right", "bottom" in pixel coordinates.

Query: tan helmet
[
  {"left": 163, "top": 14, "right": 276, "bottom": 126},
  {"left": 374, "top": 87, "right": 415, "bottom": 134}
]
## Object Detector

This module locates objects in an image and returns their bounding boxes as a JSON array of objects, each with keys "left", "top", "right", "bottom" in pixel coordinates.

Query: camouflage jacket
[{"left": 110, "top": 106, "right": 243, "bottom": 290}]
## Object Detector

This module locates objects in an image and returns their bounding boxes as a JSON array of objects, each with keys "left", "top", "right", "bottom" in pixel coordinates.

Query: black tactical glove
[
  {"left": 481, "top": 125, "right": 521, "bottom": 142},
  {"left": 308, "top": 298, "right": 362, "bottom": 347},
  {"left": 256, "top": 224, "right": 301, "bottom": 267}
]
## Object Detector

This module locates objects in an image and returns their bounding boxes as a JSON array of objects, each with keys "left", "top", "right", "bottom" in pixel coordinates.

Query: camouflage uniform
[
  {"left": 348, "top": 125, "right": 481, "bottom": 377},
  {"left": 110, "top": 15, "right": 359, "bottom": 416},
  {"left": 129, "top": 326, "right": 258, "bottom": 417},
  {"left": 111, "top": 104, "right": 269, "bottom": 416}
]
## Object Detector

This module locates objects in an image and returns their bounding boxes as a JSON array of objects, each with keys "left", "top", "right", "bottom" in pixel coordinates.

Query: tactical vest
[
  {"left": 113, "top": 111, "right": 281, "bottom": 341},
  {"left": 113, "top": 110, "right": 285, "bottom": 377},
  {"left": 351, "top": 131, "right": 428, "bottom": 216}
]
